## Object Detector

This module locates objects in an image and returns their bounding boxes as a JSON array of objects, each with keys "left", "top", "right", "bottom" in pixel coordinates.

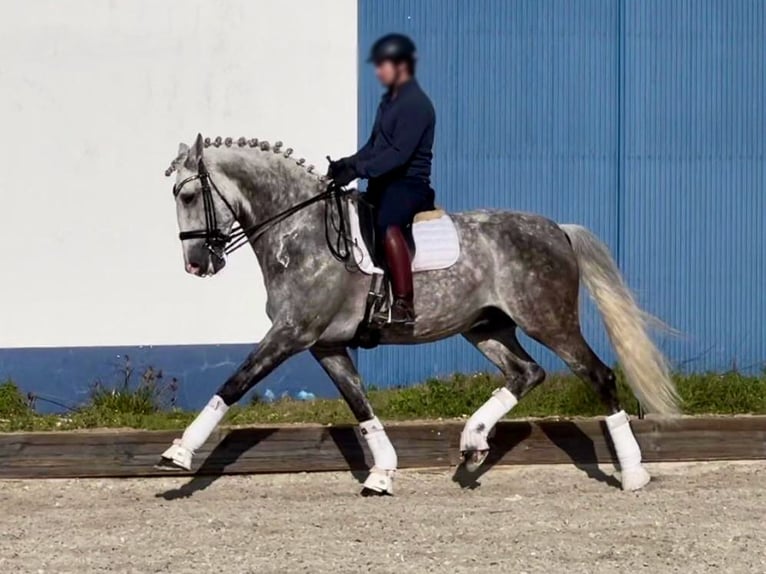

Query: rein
[{"left": 173, "top": 159, "right": 353, "bottom": 262}]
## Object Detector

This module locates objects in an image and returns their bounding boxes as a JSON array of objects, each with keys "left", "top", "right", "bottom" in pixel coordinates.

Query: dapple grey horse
[{"left": 158, "top": 134, "right": 679, "bottom": 494}]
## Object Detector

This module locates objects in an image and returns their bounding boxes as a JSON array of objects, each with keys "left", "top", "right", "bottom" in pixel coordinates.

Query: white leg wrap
[
  {"left": 160, "top": 395, "right": 229, "bottom": 471},
  {"left": 360, "top": 417, "right": 397, "bottom": 471},
  {"left": 359, "top": 417, "right": 397, "bottom": 494},
  {"left": 460, "top": 387, "right": 518, "bottom": 452},
  {"left": 606, "top": 410, "right": 651, "bottom": 491},
  {"left": 181, "top": 395, "right": 229, "bottom": 454}
]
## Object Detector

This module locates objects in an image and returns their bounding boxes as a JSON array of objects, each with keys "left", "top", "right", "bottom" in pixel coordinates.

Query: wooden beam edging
[{"left": 0, "top": 416, "right": 764, "bottom": 479}]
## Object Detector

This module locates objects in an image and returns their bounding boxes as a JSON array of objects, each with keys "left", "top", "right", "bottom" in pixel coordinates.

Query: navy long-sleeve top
[{"left": 350, "top": 79, "right": 435, "bottom": 186}]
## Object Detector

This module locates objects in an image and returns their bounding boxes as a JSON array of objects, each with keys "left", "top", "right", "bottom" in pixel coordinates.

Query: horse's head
[
  {"left": 166, "top": 133, "right": 330, "bottom": 277},
  {"left": 166, "top": 134, "right": 241, "bottom": 277}
]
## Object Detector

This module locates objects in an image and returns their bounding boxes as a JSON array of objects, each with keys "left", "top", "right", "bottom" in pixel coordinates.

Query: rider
[{"left": 328, "top": 33, "right": 436, "bottom": 325}]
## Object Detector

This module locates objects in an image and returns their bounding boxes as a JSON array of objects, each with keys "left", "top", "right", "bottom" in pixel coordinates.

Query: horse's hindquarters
[{"left": 377, "top": 210, "right": 580, "bottom": 345}]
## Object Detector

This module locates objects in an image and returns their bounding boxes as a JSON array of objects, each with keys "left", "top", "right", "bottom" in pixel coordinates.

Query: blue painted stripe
[{"left": 0, "top": 346, "right": 336, "bottom": 413}]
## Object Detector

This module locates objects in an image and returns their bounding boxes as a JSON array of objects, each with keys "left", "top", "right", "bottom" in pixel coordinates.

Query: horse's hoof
[
  {"left": 361, "top": 486, "right": 391, "bottom": 497},
  {"left": 154, "top": 457, "right": 188, "bottom": 472},
  {"left": 620, "top": 466, "right": 651, "bottom": 491},
  {"left": 155, "top": 442, "right": 192, "bottom": 471},
  {"left": 461, "top": 449, "right": 489, "bottom": 473},
  {"left": 361, "top": 468, "right": 395, "bottom": 496}
]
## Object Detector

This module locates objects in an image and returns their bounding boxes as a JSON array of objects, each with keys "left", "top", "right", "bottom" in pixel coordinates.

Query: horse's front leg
[
  {"left": 157, "top": 322, "right": 317, "bottom": 471},
  {"left": 311, "top": 345, "right": 397, "bottom": 495}
]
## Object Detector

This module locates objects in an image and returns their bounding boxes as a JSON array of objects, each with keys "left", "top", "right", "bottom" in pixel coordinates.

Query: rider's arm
[
  {"left": 353, "top": 99, "right": 431, "bottom": 179},
  {"left": 349, "top": 133, "right": 375, "bottom": 164},
  {"left": 346, "top": 108, "right": 380, "bottom": 165}
]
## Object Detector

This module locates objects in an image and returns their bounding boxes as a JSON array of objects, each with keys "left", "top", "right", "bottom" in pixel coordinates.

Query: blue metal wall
[
  {"left": 357, "top": 0, "right": 765, "bottom": 386},
  {"left": 620, "top": 0, "right": 766, "bottom": 370}
]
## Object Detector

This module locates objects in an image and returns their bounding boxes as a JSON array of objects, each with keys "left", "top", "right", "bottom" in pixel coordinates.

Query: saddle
[
  {"left": 346, "top": 194, "right": 460, "bottom": 347},
  {"left": 348, "top": 195, "right": 460, "bottom": 274}
]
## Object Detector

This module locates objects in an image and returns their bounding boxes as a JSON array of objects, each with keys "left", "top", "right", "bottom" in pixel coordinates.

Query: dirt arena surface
[{"left": 0, "top": 461, "right": 763, "bottom": 574}]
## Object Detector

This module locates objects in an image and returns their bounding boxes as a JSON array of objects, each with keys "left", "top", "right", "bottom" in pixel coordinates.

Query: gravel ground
[{"left": 0, "top": 461, "right": 764, "bottom": 574}]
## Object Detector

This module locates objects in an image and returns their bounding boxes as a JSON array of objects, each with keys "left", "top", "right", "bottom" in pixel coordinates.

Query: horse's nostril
[{"left": 186, "top": 262, "right": 201, "bottom": 275}]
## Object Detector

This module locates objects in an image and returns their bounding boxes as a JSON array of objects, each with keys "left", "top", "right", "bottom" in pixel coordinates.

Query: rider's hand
[
  {"left": 327, "top": 158, "right": 357, "bottom": 187},
  {"left": 326, "top": 157, "right": 347, "bottom": 177}
]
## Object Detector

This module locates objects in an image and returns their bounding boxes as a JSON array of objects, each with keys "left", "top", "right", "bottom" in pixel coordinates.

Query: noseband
[{"left": 172, "top": 159, "right": 353, "bottom": 262}]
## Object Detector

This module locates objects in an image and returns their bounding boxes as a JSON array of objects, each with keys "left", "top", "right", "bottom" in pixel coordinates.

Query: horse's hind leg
[
  {"left": 533, "top": 325, "right": 651, "bottom": 491},
  {"left": 544, "top": 330, "right": 621, "bottom": 414},
  {"left": 460, "top": 312, "right": 546, "bottom": 471},
  {"left": 311, "top": 345, "right": 396, "bottom": 495}
]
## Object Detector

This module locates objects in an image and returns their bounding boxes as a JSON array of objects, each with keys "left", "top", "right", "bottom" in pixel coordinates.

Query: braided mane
[{"left": 165, "top": 136, "right": 326, "bottom": 181}]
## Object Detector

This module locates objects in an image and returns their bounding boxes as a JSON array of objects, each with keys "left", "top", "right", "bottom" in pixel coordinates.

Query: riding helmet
[{"left": 368, "top": 33, "right": 417, "bottom": 64}]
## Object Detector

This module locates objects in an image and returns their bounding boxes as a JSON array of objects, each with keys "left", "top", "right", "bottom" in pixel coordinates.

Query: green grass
[{"left": 1, "top": 370, "right": 765, "bottom": 432}]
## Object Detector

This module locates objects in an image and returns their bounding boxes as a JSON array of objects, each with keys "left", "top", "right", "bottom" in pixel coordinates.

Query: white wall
[{"left": 0, "top": 0, "right": 357, "bottom": 347}]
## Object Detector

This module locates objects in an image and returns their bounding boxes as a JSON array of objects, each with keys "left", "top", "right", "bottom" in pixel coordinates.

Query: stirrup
[
  {"left": 389, "top": 299, "right": 415, "bottom": 326},
  {"left": 372, "top": 306, "right": 414, "bottom": 326}
]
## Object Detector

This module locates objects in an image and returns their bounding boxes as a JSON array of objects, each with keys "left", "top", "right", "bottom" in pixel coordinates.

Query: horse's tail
[{"left": 559, "top": 224, "right": 680, "bottom": 416}]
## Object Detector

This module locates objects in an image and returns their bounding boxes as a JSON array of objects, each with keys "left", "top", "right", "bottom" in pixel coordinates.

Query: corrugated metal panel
[
  {"left": 357, "top": 0, "right": 765, "bottom": 387},
  {"left": 621, "top": 0, "right": 766, "bottom": 371},
  {"left": 357, "top": 0, "right": 621, "bottom": 386}
]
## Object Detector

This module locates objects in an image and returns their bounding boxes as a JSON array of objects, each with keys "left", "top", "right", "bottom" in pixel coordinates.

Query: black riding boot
[{"left": 382, "top": 226, "right": 415, "bottom": 325}]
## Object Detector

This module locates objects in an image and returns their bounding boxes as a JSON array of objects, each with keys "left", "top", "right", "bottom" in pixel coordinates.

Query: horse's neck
[
  {"left": 252, "top": 208, "right": 325, "bottom": 277},
  {"left": 216, "top": 149, "right": 322, "bottom": 217},
  {"left": 218, "top": 152, "right": 330, "bottom": 286}
]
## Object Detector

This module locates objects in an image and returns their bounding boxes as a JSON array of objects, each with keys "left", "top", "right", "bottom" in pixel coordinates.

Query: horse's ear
[
  {"left": 191, "top": 133, "right": 204, "bottom": 160},
  {"left": 166, "top": 142, "right": 191, "bottom": 176},
  {"left": 184, "top": 133, "right": 204, "bottom": 169}
]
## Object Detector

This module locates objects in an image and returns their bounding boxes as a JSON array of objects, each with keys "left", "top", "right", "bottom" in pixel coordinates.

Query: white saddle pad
[{"left": 348, "top": 200, "right": 460, "bottom": 275}]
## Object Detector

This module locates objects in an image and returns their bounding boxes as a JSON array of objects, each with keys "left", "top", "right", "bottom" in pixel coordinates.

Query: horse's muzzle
[{"left": 184, "top": 244, "right": 226, "bottom": 277}]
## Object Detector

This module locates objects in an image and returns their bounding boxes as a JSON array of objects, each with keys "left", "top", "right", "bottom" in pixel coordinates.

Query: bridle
[
  {"left": 172, "top": 158, "right": 353, "bottom": 263},
  {"left": 173, "top": 159, "right": 236, "bottom": 261}
]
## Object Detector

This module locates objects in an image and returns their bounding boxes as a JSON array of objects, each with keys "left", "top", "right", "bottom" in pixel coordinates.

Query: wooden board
[{"left": 0, "top": 417, "right": 764, "bottom": 479}]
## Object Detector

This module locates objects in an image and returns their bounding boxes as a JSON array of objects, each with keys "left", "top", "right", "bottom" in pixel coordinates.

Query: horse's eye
[{"left": 179, "top": 192, "right": 196, "bottom": 206}]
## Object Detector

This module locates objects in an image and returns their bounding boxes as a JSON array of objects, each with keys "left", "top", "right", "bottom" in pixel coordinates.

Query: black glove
[
  {"left": 327, "top": 157, "right": 358, "bottom": 187},
  {"left": 326, "top": 158, "right": 344, "bottom": 179}
]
